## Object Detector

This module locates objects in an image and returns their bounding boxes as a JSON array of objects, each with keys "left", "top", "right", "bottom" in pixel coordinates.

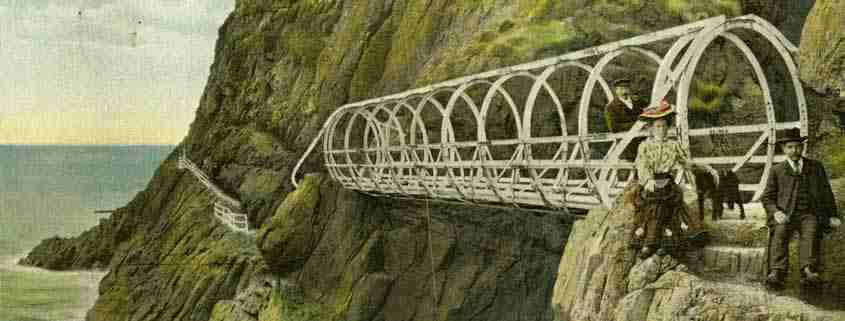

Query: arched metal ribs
[{"left": 293, "top": 15, "right": 806, "bottom": 210}]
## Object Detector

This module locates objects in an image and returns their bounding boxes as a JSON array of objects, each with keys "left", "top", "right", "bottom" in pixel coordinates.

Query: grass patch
[
  {"left": 689, "top": 80, "right": 729, "bottom": 113},
  {"left": 250, "top": 130, "right": 276, "bottom": 157},
  {"left": 658, "top": 0, "right": 740, "bottom": 21},
  {"left": 481, "top": 20, "right": 581, "bottom": 62}
]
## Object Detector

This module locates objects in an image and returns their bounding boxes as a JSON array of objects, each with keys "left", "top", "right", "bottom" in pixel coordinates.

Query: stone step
[
  {"left": 690, "top": 245, "right": 766, "bottom": 282},
  {"left": 696, "top": 201, "right": 768, "bottom": 221},
  {"left": 704, "top": 218, "right": 768, "bottom": 247}
]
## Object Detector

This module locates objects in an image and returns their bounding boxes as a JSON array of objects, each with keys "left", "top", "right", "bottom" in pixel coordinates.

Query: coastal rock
[
  {"left": 19, "top": 207, "right": 120, "bottom": 270},
  {"left": 19, "top": 236, "right": 80, "bottom": 270}
]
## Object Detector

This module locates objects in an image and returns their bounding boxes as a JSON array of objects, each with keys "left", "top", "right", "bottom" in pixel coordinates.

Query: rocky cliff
[
  {"left": 551, "top": 183, "right": 845, "bottom": 321},
  {"left": 19, "top": 0, "right": 845, "bottom": 321},
  {"left": 247, "top": 174, "right": 567, "bottom": 321}
]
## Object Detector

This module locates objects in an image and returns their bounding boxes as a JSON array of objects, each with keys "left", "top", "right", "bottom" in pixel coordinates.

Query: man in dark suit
[
  {"left": 604, "top": 78, "right": 644, "bottom": 133},
  {"left": 763, "top": 128, "right": 841, "bottom": 290},
  {"left": 604, "top": 78, "right": 646, "bottom": 161}
]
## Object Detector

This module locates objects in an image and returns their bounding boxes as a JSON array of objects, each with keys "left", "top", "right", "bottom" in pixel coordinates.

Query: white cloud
[
  {"left": 7, "top": 0, "right": 231, "bottom": 46},
  {"left": 0, "top": 0, "right": 233, "bottom": 145}
]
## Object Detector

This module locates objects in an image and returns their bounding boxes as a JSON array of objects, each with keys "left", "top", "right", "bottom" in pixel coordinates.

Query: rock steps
[
  {"left": 691, "top": 201, "right": 769, "bottom": 283},
  {"left": 699, "top": 245, "right": 766, "bottom": 279},
  {"left": 704, "top": 218, "right": 768, "bottom": 247}
]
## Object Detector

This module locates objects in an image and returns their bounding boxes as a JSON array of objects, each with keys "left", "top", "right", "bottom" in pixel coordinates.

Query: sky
[{"left": 0, "top": 0, "right": 234, "bottom": 145}]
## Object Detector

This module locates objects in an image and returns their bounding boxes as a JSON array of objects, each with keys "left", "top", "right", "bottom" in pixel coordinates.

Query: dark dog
[{"left": 694, "top": 169, "right": 745, "bottom": 221}]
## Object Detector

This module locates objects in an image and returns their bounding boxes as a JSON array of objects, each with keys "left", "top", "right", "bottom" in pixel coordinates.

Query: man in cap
[
  {"left": 763, "top": 128, "right": 841, "bottom": 290},
  {"left": 605, "top": 78, "right": 646, "bottom": 161}
]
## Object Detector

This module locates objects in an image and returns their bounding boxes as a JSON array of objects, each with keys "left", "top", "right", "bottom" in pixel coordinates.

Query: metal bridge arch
[
  {"left": 521, "top": 62, "right": 590, "bottom": 140},
  {"left": 293, "top": 15, "right": 807, "bottom": 211},
  {"left": 673, "top": 16, "right": 806, "bottom": 201}
]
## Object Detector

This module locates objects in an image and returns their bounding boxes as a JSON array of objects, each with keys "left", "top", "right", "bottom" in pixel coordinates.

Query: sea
[{"left": 0, "top": 145, "right": 174, "bottom": 321}]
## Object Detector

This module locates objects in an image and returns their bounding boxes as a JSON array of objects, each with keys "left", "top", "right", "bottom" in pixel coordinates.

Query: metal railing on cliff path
[
  {"left": 292, "top": 14, "right": 806, "bottom": 212},
  {"left": 177, "top": 151, "right": 253, "bottom": 234}
]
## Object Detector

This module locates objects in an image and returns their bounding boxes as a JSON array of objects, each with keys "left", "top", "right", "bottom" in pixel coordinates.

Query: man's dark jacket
[
  {"left": 762, "top": 157, "right": 839, "bottom": 232},
  {"left": 604, "top": 97, "right": 644, "bottom": 133}
]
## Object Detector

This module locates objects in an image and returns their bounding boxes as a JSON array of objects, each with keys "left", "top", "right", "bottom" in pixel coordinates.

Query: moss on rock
[
  {"left": 799, "top": 0, "right": 845, "bottom": 96},
  {"left": 256, "top": 174, "right": 322, "bottom": 274},
  {"left": 259, "top": 284, "right": 329, "bottom": 321}
]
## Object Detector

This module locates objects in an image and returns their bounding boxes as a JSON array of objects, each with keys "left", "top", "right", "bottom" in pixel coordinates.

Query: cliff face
[
  {"left": 19, "top": 0, "right": 845, "bottom": 321},
  {"left": 245, "top": 174, "right": 568, "bottom": 321}
]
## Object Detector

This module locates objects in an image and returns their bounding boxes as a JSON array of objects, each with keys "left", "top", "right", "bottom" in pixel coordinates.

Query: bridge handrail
[
  {"left": 213, "top": 201, "right": 250, "bottom": 234},
  {"left": 178, "top": 152, "right": 253, "bottom": 234},
  {"left": 179, "top": 153, "right": 242, "bottom": 208}
]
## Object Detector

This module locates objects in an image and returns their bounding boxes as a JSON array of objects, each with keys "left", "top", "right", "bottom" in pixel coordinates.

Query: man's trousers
[{"left": 768, "top": 211, "right": 820, "bottom": 272}]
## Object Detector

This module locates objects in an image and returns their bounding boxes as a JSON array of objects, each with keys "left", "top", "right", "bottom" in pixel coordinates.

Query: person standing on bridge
[
  {"left": 604, "top": 78, "right": 646, "bottom": 162},
  {"left": 763, "top": 128, "right": 841, "bottom": 290},
  {"left": 632, "top": 100, "right": 718, "bottom": 260}
]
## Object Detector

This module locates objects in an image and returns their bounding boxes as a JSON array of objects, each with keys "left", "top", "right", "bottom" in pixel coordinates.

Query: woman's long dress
[{"left": 632, "top": 137, "right": 707, "bottom": 252}]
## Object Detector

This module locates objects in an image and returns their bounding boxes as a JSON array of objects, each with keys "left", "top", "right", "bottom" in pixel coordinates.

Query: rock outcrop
[
  {"left": 551, "top": 184, "right": 639, "bottom": 321},
  {"left": 18, "top": 218, "right": 115, "bottom": 270},
  {"left": 799, "top": 0, "right": 845, "bottom": 97},
  {"left": 552, "top": 184, "right": 845, "bottom": 321}
]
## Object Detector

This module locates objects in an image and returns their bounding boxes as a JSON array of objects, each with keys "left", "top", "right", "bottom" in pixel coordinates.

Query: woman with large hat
[{"left": 631, "top": 100, "right": 718, "bottom": 259}]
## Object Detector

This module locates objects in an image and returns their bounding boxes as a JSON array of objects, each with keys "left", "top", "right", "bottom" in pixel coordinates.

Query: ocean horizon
[{"left": 0, "top": 144, "right": 173, "bottom": 321}]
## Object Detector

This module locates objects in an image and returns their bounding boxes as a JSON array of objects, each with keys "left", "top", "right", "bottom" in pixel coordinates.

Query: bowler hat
[
  {"left": 613, "top": 78, "right": 631, "bottom": 87},
  {"left": 776, "top": 128, "right": 807, "bottom": 144},
  {"left": 639, "top": 100, "right": 675, "bottom": 120}
]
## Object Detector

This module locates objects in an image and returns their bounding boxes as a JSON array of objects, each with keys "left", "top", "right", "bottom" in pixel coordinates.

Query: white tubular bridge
[{"left": 292, "top": 15, "right": 806, "bottom": 211}]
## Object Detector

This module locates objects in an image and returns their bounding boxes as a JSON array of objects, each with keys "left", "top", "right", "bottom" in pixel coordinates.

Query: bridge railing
[
  {"left": 178, "top": 151, "right": 251, "bottom": 234},
  {"left": 177, "top": 152, "right": 242, "bottom": 209},
  {"left": 213, "top": 202, "right": 250, "bottom": 234}
]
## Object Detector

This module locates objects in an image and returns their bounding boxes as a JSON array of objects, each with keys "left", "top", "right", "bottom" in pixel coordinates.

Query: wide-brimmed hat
[
  {"left": 639, "top": 100, "right": 675, "bottom": 120},
  {"left": 776, "top": 128, "right": 807, "bottom": 144}
]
